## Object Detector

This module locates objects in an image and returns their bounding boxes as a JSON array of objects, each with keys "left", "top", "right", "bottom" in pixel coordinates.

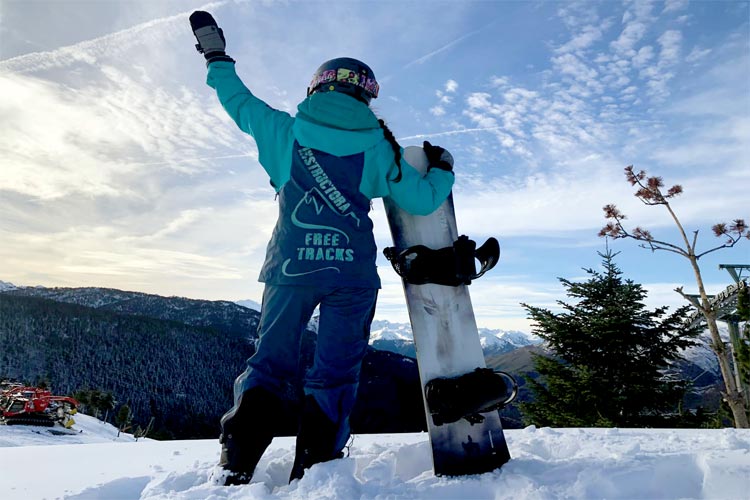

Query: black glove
[
  {"left": 424, "top": 141, "right": 454, "bottom": 172},
  {"left": 190, "top": 11, "right": 234, "bottom": 65}
]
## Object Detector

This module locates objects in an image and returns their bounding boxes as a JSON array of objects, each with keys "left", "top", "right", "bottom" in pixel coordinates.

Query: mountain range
[
  {"left": 1, "top": 280, "right": 726, "bottom": 437},
  {"left": 369, "top": 319, "right": 540, "bottom": 357}
]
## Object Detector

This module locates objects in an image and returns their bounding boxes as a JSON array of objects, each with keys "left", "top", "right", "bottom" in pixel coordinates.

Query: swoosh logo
[{"left": 281, "top": 258, "right": 341, "bottom": 277}]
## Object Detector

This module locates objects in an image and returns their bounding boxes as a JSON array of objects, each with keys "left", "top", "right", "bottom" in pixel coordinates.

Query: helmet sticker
[{"left": 337, "top": 69, "right": 359, "bottom": 84}]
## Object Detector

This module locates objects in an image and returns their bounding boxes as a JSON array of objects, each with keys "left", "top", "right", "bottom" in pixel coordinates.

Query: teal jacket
[{"left": 206, "top": 61, "right": 454, "bottom": 287}]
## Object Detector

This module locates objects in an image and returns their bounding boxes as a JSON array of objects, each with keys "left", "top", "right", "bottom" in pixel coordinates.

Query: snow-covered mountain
[
  {"left": 236, "top": 299, "right": 262, "bottom": 311},
  {"left": 681, "top": 333, "right": 721, "bottom": 377},
  {"left": 673, "top": 324, "right": 734, "bottom": 383},
  {"left": 369, "top": 319, "right": 413, "bottom": 343},
  {"left": 478, "top": 327, "right": 541, "bottom": 354},
  {"left": 0, "top": 280, "right": 17, "bottom": 292},
  {"left": 369, "top": 319, "right": 540, "bottom": 358}
]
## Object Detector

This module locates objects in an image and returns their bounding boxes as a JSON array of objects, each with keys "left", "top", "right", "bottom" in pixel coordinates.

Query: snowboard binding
[
  {"left": 383, "top": 235, "right": 500, "bottom": 286},
  {"left": 424, "top": 368, "right": 518, "bottom": 426}
]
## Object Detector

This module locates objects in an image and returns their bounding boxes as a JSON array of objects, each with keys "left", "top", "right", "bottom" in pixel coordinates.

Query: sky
[{"left": 0, "top": 0, "right": 748, "bottom": 332}]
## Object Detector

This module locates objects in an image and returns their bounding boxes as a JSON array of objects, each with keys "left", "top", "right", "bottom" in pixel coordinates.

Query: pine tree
[
  {"left": 116, "top": 403, "right": 133, "bottom": 436},
  {"left": 521, "top": 250, "right": 700, "bottom": 427}
]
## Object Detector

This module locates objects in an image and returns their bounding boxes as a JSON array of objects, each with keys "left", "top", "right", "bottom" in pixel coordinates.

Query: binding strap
[{"left": 384, "top": 235, "right": 500, "bottom": 286}]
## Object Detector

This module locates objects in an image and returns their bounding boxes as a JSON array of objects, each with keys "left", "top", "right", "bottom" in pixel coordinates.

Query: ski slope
[{"left": 2, "top": 413, "right": 749, "bottom": 499}]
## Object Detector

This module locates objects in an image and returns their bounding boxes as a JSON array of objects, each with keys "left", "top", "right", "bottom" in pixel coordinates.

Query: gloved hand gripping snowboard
[
  {"left": 189, "top": 11, "right": 235, "bottom": 66},
  {"left": 423, "top": 141, "right": 454, "bottom": 173},
  {"left": 384, "top": 143, "right": 498, "bottom": 286}
]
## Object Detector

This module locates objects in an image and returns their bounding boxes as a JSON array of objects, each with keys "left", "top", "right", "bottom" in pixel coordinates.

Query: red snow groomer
[{"left": 0, "top": 382, "right": 79, "bottom": 428}]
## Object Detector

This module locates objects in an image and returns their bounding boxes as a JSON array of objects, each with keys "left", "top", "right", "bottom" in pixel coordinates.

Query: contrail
[
  {"left": 403, "top": 19, "right": 497, "bottom": 69},
  {"left": 0, "top": 1, "right": 227, "bottom": 73},
  {"left": 398, "top": 126, "right": 503, "bottom": 142}
]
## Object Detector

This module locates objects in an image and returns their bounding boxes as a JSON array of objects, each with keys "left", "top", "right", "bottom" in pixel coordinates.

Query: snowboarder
[{"left": 189, "top": 11, "right": 456, "bottom": 485}]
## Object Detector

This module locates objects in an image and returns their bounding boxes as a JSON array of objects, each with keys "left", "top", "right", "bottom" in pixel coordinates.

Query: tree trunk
[{"left": 691, "top": 257, "right": 750, "bottom": 428}]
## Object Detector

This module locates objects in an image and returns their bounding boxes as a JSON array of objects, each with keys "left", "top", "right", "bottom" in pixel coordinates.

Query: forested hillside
[
  {"left": 4, "top": 286, "right": 260, "bottom": 339},
  {"left": 0, "top": 290, "right": 426, "bottom": 439},
  {"left": 0, "top": 294, "right": 249, "bottom": 438}
]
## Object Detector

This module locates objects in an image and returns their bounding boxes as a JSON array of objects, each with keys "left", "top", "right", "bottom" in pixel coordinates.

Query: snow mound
[
  {"left": 0, "top": 412, "right": 144, "bottom": 448},
  {"left": 2, "top": 427, "right": 749, "bottom": 499}
]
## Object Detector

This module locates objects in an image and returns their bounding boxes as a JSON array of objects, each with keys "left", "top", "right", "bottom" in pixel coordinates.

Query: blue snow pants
[{"left": 232, "top": 284, "right": 377, "bottom": 452}]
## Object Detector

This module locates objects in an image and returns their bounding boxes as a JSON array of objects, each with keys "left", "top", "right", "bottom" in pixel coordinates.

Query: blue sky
[{"left": 1, "top": 0, "right": 748, "bottom": 332}]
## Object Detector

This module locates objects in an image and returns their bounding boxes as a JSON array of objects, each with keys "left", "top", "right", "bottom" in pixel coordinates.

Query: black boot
[
  {"left": 217, "top": 385, "right": 281, "bottom": 486},
  {"left": 288, "top": 395, "right": 342, "bottom": 482}
]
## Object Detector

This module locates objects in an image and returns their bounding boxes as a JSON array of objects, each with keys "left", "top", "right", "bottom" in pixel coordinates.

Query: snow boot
[
  {"left": 288, "top": 394, "right": 343, "bottom": 482},
  {"left": 217, "top": 385, "right": 281, "bottom": 486}
]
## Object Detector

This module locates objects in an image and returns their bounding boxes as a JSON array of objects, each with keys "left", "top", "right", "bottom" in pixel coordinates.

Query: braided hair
[{"left": 378, "top": 119, "right": 403, "bottom": 183}]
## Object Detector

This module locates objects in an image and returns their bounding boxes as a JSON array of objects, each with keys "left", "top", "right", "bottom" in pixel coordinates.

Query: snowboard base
[{"left": 383, "top": 145, "right": 511, "bottom": 477}]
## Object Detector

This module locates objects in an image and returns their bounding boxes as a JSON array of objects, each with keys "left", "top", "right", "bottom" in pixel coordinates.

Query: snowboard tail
[{"left": 431, "top": 423, "right": 511, "bottom": 476}]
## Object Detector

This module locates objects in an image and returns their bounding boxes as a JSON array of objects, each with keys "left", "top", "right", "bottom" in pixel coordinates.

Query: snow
[
  {"left": 2, "top": 415, "right": 749, "bottom": 500},
  {"left": 478, "top": 328, "right": 539, "bottom": 350},
  {"left": 0, "top": 280, "right": 17, "bottom": 291},
  {"left": 0, "top": 413, "right": 143, "bottom": 448},
  {"left": 236, "top": 299, "right": 262, "bottom": 311},
  {"left": 369, "top": 319, "right": 413, "bottom": 342},
  {"left": 681, "top": 334, "right": 721, "bottom": 375},
  {"left": 370, "top": 320, "right": 540, "bottom": 349}
]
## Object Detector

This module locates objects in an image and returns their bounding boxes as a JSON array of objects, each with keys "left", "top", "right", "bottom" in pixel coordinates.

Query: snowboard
[{"left": 382, "top": 145, "right": 511, "bottom": 476}]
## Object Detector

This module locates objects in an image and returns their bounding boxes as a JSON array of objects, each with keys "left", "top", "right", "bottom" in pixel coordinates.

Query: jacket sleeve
[
  {"left": 386, "top": 156, "right": 454, "bottom": 215},
  {"left": 206, "top": 61, "right": 294, "bottom": 190},
  {"left": 360, "top": 143, "right": 454, "bottom": 215}
]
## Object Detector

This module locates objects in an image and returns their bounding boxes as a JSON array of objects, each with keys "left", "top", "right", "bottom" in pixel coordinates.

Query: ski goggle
[{"left": 308, "top": 68, "right": 380, "bottom": 99}]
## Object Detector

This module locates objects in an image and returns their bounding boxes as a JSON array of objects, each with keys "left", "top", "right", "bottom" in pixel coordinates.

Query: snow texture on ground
[{"left": 2, "top": 414, "right": 749, "bottom": 500}]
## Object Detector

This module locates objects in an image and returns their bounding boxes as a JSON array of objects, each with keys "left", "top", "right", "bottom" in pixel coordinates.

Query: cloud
[
  {"left": 0, "top": 3, "right": 257, "bottom": 203},
  {"left": 557, "top": 1, "right": 602, "bottom": 30},
  {"left": 490, "top": 76, "right": 509, "bottom": 87},
  {"left": 685, "top": 46, "right": 711, "bottom": 63},
  {"left": 430, "top": 106, "right": 446, "bottom": 117},
  {"left": 632, "top": 45, "right": 655, "bottom": 67},
  {"left": 552, "top": 53, "right": 600, "bottom": 84},
  {"left": 445, "top": 79, "right": 459, "bottom": 93},
  {"left": 610, "top": 21, "right": 648, "bottom": 55},
  {"left": 662, "top": 0, "right": 689, "bottom": 14},
  {"left": 0, "top": 68, "right": 243, "bottom": 200},
  {"left": 657, "top": 29, "right": 682, "bottom": 66},
  {"left": 0, "top": 2, "right": 226, "bottom": 73},
  {"left": 555, "top": 23, "right": 610, "bottom": 54}
]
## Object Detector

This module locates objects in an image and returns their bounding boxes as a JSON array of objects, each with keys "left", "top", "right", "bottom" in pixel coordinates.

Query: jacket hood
[{"left": 293, "top": 92, "right": 383, "bottom": 157}]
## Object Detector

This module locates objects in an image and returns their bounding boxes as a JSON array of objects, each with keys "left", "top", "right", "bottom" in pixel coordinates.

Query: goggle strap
[{"left": 309, "top": 68, "right": 379, "bottom": 98}]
